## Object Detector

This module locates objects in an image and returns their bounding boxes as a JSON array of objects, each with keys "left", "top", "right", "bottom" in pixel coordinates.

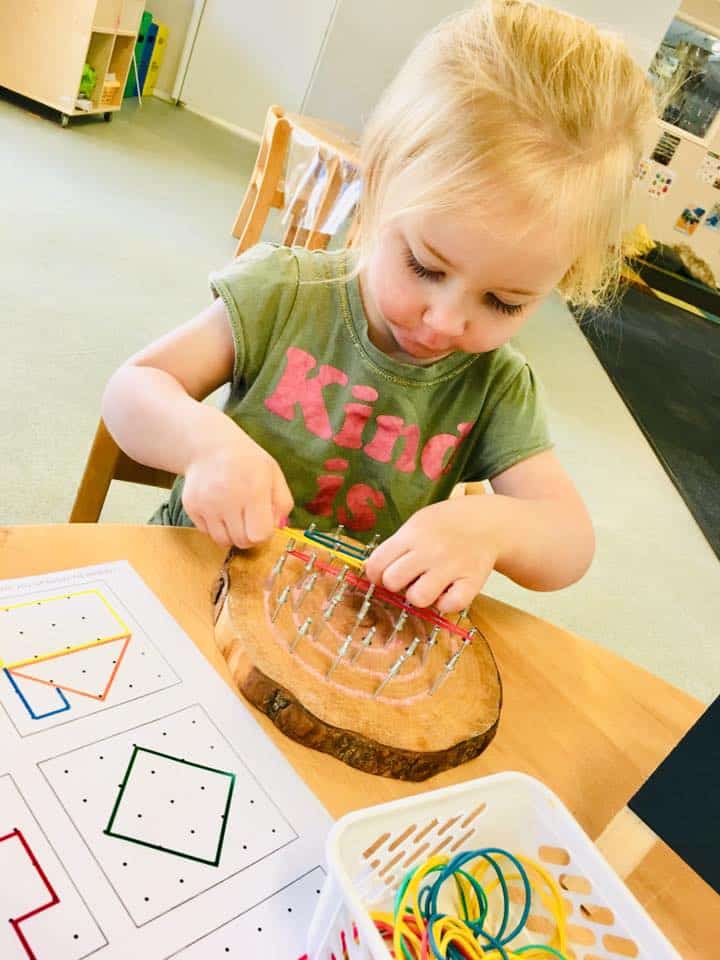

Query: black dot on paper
[
  {"left": 190, "top": 829, "right": 195, "bottom": 834},
  {"left": 200, "top": 786, "right": 205, "bottom": 791},
  {"left": 162, "top": 732, "right": 167, "bottom": 736},
  {"left": 73, "top": 934, "right": 79, "bottom": 939},
  {"left": 170, "top": 799, "right": 175, "bottom": 804},
  {"left": 81, "top": 669, "right": 86, "bottom": 674},
  {"left": 64, "top": 770, "right": 69, "bottom": 774},
  {"left": 99, "top": 756, "right": 104, "bottom": 760},
  {"left": 137, "top": 813, "right": 142, "bottom": 818},
  {"left": 288, "top": 907, "right": 292, "bottom": 912},
  {"left": 242, "top": 844, "right": 247, "bottom": 850},
  {"left": 51, "top": 623, "right": 56, "bottom": 627},
  {"left": 122, "top": 862, "right": 127, "bottom": 867},
  {"left": 316, "top": 889, "right": 321, "bottom": 895},
  {"left": 225, "top": 949, "right": 230, "bottom": 954},
  {"left": 144, "top": 897, "right": 150, "bottom": 902},
  {"left": 151, "top": 770, "right": 155, "bottom": 775},
  {"left": 141, "top": 651, "right": 145, "bottom": 656},
  {"left": 179, "top": 878, "right": 184, "bottom": 884},
  {"left": 81, "top": 616, "right": 86, "bottom": 620},
  {"left": 112, "top": 660, "right": 116, "bottom": 664},
  {"left": 250, "top": 799, "right": 255, "bottom": 805},
  {"left": 128, "top": 684, "right": 133, "bottom": 688},
  {"left": 82, "top": 799, "right": 87, "bottom": 804},
  {"left": 257, "top": 927, "right": 263, "bottom": 933}
]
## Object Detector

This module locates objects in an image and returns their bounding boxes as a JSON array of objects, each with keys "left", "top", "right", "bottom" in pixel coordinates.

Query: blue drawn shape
[{"left": 3, "top": 668, "right": 71, "bottom": 719}]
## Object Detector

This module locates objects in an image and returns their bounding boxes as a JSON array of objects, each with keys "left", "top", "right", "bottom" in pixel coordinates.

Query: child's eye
[
  {"left": 405, "top": 250, "right": 444, "bottom": 283},
  {"left": 486, "top": 293, "right": 524, "bottom": 316}
]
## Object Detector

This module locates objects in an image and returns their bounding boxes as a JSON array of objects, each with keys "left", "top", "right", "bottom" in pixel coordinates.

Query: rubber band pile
[{"left": 370, "top": 847, "right": 570, "bottom": 959}]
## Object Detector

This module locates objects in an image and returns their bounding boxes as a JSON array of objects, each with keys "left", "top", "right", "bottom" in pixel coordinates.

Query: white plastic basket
[{"left": 307, "top": 771, "right": 680, "bottom": 960}]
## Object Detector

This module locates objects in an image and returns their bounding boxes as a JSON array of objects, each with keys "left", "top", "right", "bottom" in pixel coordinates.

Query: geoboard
[
  {"left": 0, "top": 562, "right": 332, "bottom": 959},
  {"left": 215, "top": 527, "right": 502, "bottom": 781}
]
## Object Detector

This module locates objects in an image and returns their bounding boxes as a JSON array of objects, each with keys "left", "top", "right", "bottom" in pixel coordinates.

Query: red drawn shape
[{"left": 0, "top": 828, "right": 60, "bottom": 960}]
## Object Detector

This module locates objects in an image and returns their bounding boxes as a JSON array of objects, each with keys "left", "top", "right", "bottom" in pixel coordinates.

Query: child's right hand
[{"left": 181, "top": 418, "right": 294, "bottom": 549}]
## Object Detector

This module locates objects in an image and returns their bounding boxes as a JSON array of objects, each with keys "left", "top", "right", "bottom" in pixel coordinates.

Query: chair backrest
[
  {"left": 70, "top": 105, "right": 362, "bottom": 524},
  {"left": 231, "top": 105, "right": 361, "bottom": 256},
  {"left": 69, "top": 419, "right": 175, "bottom": 522}
]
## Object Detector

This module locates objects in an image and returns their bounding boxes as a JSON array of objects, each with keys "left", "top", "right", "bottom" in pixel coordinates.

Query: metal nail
[
  {"left": 267, "top": 553, "right": 286, "bottom": 587},
  {"left": 384, "top": 609, "right": 408, "bottom": 647},
  {"left": 270, "top": 585, "right": 290, "bottom": 623},
  {"left": 290, "top": 617, "right": 313, "bottom": 652},
  {"left": 296, "top": 572, "right": 319, "bottom": 610},
  {"left": 350, "top": 626, "right": 376, "bottom": 664},
  {"left": 326, "top": 633, "right": 354, "bottom": 678},
  {"left": 373, "top": 647, "right": 409, "bottom": 698},
  {"left": 428, "top": 643, "right": 469, "bottom": 696}
]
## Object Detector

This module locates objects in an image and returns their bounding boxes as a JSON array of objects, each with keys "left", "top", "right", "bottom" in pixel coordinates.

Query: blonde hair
[{"left": 357, "top": 0, "right": 656, "bottom": 308}]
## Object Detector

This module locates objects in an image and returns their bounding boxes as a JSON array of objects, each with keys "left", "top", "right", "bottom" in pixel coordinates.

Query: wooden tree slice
[{"left": 213, "top": 532, "right": 502, "bottom": 781}]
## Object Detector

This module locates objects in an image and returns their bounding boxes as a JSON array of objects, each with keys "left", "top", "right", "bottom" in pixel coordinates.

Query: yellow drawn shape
[{"left": 0, "top": 589, "right": 131, "bottom": 669}]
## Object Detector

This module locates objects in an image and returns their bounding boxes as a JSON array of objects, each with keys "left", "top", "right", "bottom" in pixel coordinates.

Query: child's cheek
[{"left": 378, "top": 274, "right": 422, "bottom": 329}]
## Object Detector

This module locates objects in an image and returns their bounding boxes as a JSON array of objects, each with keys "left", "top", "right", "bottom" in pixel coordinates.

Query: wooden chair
[
  {"left": 231, "top": 104, "right": 361, "bottom": 255},
  {"left": 69, "top": 420, "right": 174, "bottom": 523}
]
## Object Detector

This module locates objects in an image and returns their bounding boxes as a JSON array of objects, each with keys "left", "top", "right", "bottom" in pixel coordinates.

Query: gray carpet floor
[{"left": 1, "top": 94, "right": 717, "bottom": 702}]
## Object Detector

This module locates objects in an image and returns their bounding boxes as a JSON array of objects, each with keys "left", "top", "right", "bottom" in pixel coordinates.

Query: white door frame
[{"left": 172, "top": 0, "right": 208, "bottom": 102}]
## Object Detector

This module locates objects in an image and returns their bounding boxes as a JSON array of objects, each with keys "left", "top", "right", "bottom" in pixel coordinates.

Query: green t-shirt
[{"left": 153, "top": 242, "right": 551, "bottom": 541}]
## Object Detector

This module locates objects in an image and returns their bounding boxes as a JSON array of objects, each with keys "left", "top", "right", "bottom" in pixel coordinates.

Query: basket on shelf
[
  {"left": 100, "top": 79, "right": 121, "bottom": 106},
  {"left": 307, "top": 771, "right": 680, "bottom": 960}
]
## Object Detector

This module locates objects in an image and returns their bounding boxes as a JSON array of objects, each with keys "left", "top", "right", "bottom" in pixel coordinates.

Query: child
[{"left": 103, "top": 0, "right": 655, "bottom": 613}]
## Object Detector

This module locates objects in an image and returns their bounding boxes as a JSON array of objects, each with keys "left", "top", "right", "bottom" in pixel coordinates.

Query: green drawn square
[{"left": 104, "top": 745, "right": 235, "bottom": 866}]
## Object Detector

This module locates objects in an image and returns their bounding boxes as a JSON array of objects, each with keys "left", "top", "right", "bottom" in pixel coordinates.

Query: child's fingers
[
  {"left": 204, "top": 515, "right": 233, "bottom": 549},
  {"left": 272, "top": 469, "right": 294, "bottom": 526},
  {"left": 404, "top": 569, "right": 450, "bottom": 609},
  {"left": 225, "top": 509, "right": 252, "bottom": 549},
  {"left": 379, "top": 550, "right": 425, "bottom": 594},
  {"left": 364, "top": 533, "right": 409, "bottom": 582},
  {"left": 435, "top": 578, "right": 478, "bottom": 614},
  {"left": 244, "top": 495, "right": 275, "bottom": 545}
]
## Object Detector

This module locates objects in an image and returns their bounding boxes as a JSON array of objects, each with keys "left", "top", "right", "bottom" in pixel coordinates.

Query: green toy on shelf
[{"left": 79, "top": 63, "right": 96, "bottom": 98}]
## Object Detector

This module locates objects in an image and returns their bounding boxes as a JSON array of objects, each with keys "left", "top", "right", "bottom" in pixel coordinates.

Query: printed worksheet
[{"left": 0, "top": 561, "right": 332, "bottom": 959}]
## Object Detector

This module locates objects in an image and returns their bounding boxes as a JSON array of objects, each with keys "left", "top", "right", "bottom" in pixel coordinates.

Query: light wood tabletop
[{"left": 0, "top": 524, "right": 714, "bottom": 958}]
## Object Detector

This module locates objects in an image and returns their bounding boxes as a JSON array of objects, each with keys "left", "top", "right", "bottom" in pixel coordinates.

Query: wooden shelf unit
[{"left": 0, "top": 1, "right": 145, "bottom": 123}]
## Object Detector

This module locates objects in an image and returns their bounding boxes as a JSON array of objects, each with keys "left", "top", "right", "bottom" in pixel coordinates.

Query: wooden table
[{"left": 1, "top": 525, "right": 714, "bottom": 958}]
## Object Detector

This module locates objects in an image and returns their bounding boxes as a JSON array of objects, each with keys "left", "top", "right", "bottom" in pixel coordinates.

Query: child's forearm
[
  {"left": 102, "top": 365, "right": 237, "bottom": 475},
  {"left": 482, "top": 493, "right": 595, "bottom": 591}
]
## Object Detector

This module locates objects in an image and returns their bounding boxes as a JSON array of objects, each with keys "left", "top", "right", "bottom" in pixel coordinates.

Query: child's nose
[{"left": 424, "top": 304, "right": 466, "bottom": 338}]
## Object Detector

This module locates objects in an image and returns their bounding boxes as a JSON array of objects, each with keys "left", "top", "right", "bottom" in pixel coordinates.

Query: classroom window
[{"left": 649, "top": 16, "right": 720, "bottom": 140}]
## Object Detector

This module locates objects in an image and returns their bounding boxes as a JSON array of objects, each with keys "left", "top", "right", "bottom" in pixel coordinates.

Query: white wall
[
  {"left": 304, "top": 0, "right": 681, "bottom": 133},
  {"left": 303, "top": 1, "right": 472, "bottom": 129},
  {"left": 176, "top": 0, "right": 337, "bottom": 135}
]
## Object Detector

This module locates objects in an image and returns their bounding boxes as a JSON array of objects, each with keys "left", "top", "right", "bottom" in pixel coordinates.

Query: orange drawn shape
[{"left": 8, "top": 636, "right": 131, "bottom": 702}]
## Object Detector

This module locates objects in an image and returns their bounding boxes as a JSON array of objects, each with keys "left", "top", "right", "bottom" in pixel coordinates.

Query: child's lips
[{"left": 391, "top": 325, "right": 452, "bottom": 358}]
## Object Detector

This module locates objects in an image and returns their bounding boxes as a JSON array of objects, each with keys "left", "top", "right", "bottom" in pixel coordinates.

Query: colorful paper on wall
[
  {"left": 648, "top": 167, "right": 675, "bottom": 198},
  {"left": 674, "top": 205, "right": 706, "bottom": 235},
  {"left": 698, "top": 151, "right": 720, "bottom": 187},
  {"left": 634, "top": 158, "right": 651, "bottom": 182},
  {"left": 704, "top": 202, "right": 720, "bottom": 230}
]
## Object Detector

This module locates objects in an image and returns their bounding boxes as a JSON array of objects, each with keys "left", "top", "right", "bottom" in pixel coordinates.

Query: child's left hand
[{"left": 363, "top": 497, "right": 500, "bottom": 614}]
